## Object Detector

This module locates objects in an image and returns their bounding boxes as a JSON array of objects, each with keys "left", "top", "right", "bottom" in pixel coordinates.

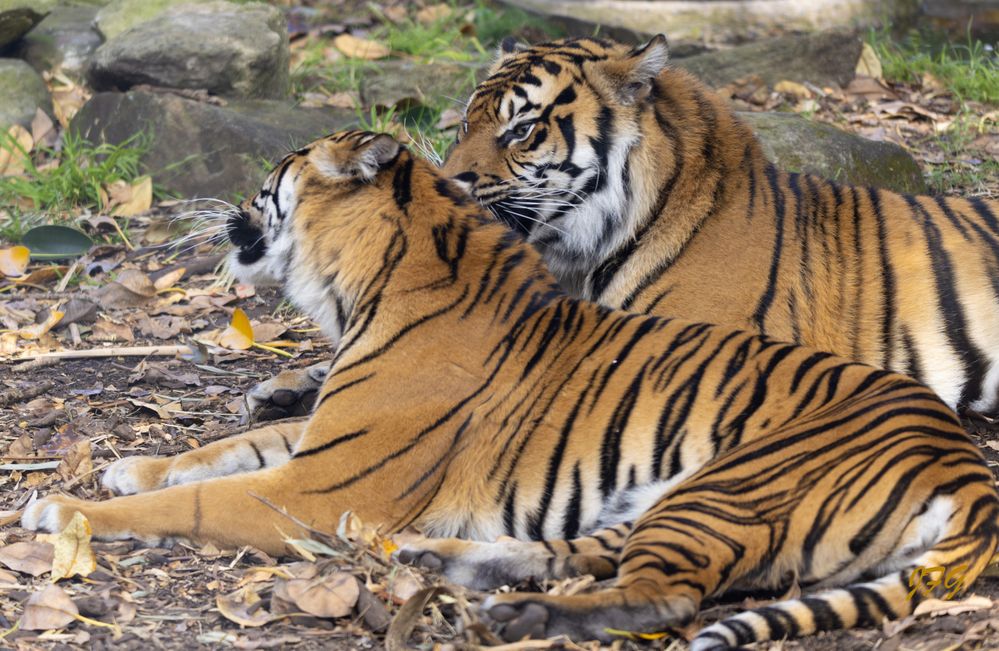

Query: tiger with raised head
[
  {"left": 24, "top": 131, "right": 999, "bottom": 649},
  {"left": 439, "top": 34, "right": 999, "bottom": 415}
]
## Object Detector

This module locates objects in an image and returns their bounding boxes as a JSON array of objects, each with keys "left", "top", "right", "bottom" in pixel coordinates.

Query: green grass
[
  {"left": 289, "top": 1, "right": 562, "bottom": 165},
  {"left": 0, "top": 130, "right": 150, "bottom": 241},
  {"left": 868, "top": 26, "right": 999, "bottom": 104},
  {"left": 925, "top": 109, "right": 999, "bottom": 196}
]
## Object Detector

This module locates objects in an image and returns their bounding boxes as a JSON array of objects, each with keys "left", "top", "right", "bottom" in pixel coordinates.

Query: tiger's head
[
  {"left": 226, "top": 130, "right": 404, "bottom": 343},
  {"left": 442, "top": 35, "right": 670, "bottom": 284}
]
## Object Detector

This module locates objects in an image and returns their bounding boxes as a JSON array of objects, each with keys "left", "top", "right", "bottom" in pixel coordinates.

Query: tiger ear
[
  {"left": 314, "top": 133, "right": 401, "bottom": 181},
  {"left": 600, "top": 34, "right": 670, "bottom": 105},
  {"left": 491, "top": 36, "right": 528, "bottom": 73}
]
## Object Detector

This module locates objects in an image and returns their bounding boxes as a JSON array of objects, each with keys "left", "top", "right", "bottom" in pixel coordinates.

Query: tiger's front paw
[
  {"left": 102, "top": 455, "right": 170, "bottom": 495},
  {"left": 243, "top": 361, "right": 330, "bottom": 423},
  {"left": 22, "top": 495, "right": 86, "bottom": 533}
]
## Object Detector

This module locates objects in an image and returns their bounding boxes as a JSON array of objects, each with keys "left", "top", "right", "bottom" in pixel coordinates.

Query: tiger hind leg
[
  {"left": 395, "top": 523, "right": 630, "bottom": 590},
  {"left": 101, "top": 418, "right": 308, "bottom": 495}
]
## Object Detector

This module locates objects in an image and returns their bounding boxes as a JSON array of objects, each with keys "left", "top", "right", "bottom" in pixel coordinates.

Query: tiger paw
[
  {"left": 102, "top": 456, "right": 170, "bottom": 495},
  {"left": 484, "top": 597, "right": 552, "bottom": 641},
  {"left": 22, "top": 495, "right": 87, "bottom": 533},
  {"left": 243, "top": 361, "right": 330, "bottom": 423},
  {"left": 396, "top": 539, "right": 539, "bottom": 589}
]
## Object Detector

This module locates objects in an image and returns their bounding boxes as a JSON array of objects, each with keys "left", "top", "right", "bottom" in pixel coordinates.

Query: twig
[
  {"left": 8, "top": 344, "right": 194, "bottom": 362},
  {"left": 55, "top": 260, "right": 79, "bottom": 293},
  {"left": 0, "top": 380, "right": 55, "bottom": 407},
  {"left": 11, "top": 357, "right": 61, "bottom": 372}
]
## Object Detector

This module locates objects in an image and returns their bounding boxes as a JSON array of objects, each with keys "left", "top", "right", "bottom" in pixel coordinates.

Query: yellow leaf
[
  {"left": 17, "top": 310, "right": 63, "bottom": 340},
  {"left": 0, "top": 245, "right": 30, "bottom": 277},
  {"left": 604, "top": 627, "right": 670, "bottom": 641},
  {"left": 855, "top": 42, "right": 883, "bottom": 80},
  {"left": 0, "top": 125, "right": 34, "bottom": 177},
  {"left": 333, "top": 33, "right": 390, "bottom": 60},
  {"left": 49, "top": 512, "right": 96, "bottom": 581},
  {"left": 153, "top": 267, "right": 186, "bottom": 292},
  {"left": 111, "top": 176, "right": 153, "bottom": 217},
  {"left": 219, "top": 307, "right": 254, "bottom": 350}
]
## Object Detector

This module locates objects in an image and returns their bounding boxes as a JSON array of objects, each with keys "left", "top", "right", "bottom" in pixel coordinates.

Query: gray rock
[
  {"left": 92, "top": 0, "right": 189, "bottom": 40},
  {"left": 741, "top": 112, "right": 927, "bottom": 195},
  {"left": 674, "top": 30, "right": 863, "bottom": 89},
  {"left": 16, "top": 5, "right": 102, "bottom": 76},
  {"left": 362, "top": 60, "right": 486, "bottom": 109},
  {"left": 0, "top": 58, "right": 53, "bottom": 130},
  {"left": 88, "top": 1, "right": 289, "bottom": 99},
  {"left": 70, "top": 90, "right": 356, "bottom": 199},
  {"left": 0, "top": 2, "right": 49, "bottom": 49},
  {"left": 501, "top": 0, "right": 919, "bottom": 43}
]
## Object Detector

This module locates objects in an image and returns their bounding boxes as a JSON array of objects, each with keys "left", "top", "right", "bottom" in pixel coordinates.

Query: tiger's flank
[{"left": 22, "top": 131, "right": 999, "bottom": 650}]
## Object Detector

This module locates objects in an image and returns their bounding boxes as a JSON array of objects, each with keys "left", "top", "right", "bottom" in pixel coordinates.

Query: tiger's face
[
  {"left": 227, "top": 130, "right": 401, "bottom": 341},
  {"left": 443, "top": 36, "right": 669, "bottom": 272}
]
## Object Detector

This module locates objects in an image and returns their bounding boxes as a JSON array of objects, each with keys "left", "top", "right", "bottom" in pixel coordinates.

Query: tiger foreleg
[
  {"left": 244, "top": 361, "right": 331, "bottom": 422},
  {"left": 23, "top": 466, "right": 320, "bottom": 554},
  {"left": 396, "top": 523, "right": 631, "bottom": 589},
  {"left": 101, "top": 418, "right": 308, "bottom": 495}
]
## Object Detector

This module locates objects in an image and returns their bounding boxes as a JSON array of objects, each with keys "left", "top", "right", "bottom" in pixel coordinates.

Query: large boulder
[
  {"left": 88, "top": 1, "right": 289, "bottom": 99},
  {"left": 741, "top": 112, "right": 927, "bottom": 195},
  {"left": 92, "top": 0, "right": 189, "bottom": 40},
  {"left": 0, "top": 58, "right": 53, "bottom": 130},
  {"left": 16, "top": 5, "right": 103, "bottom": 76},
  {"left": 501, "top": 0, "right": 919, "bottom": 43},
  {"left": 674, "top": 30, "right": 863, "bottom": 89},
  {"left": 362, "top": 60, "right": 486, "bottom": 110},
  {"left": 0, "top": 1, "right": 50, "bottom": 49},
  {"left": 71, "top": 90, "right": 356, "bottom": 199}
]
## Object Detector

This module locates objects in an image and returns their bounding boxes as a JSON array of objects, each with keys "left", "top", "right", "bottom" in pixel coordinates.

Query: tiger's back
[{"left": 443, "top": 35, "right": 999, "bottom": 413}]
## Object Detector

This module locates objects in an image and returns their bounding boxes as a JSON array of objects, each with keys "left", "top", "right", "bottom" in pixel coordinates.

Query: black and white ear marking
[
  {"left": 358, "top": 134, "right": 402, "bottom": 178},
  {"left": 499, "top": 36, "right": 527, "bottom": 55},
  {"left": 620, "top": 34, "right": 670, "bottom": 104}
]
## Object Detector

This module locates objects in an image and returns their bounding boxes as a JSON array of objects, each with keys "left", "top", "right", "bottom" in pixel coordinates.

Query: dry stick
[
  {"left": 10, "top": 357, "right": 61, "bottom": 373},
  {"left": 55, "top": 260, "right": 79, "bottom": 293},
  {"left": 8, "top": 344, "right": 194, "bottom": 364},
  {"left": 0, "top": 380, "right": 55, "bottom": 407}
]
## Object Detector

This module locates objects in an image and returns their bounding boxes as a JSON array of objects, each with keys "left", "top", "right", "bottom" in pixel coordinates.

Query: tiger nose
[{"left": 451, "top": 171, "right": 479, "bottom": 192}]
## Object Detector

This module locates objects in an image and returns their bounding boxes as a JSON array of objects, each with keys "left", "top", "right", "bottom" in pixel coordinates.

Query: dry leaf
[
  {"left": 0, "top": 245, "right": 30, "bottom": 277},
  {"left": 49, "top": 511, "right": 96, "bottom": 581},
  {"left": 0, "top": 510, "right": 22, "bottom": 527},
  {"left": 333, "top": 33, "right": 390, "bottom": 60},
  {"left": 0, "top": 541, "right": 54, "bottom": 576},
  {"left": 774, "top": 80, "right": 811, "bottom": 99},
  {"left": 219, "top": 307, "right": 254, "bottom": 350},
  {"left": 0, "top": 124, "right": 34, "bottom": 176},
  {"left": 217, "top": 586, "right": 283, "bottom": 627},
  {"left": 278, "top": 572, "right": 359, "bottom": 618},
  {"left": 913, "top": 595, "right": 993, "bottom": 618},
  {"left": 56, "top": 440, "right": 93, "bottom": 483},
  {"left": 31, "top": 108, "right": 56, "bottom": 147},
  {"left": 388, "top": 573, "right": 424, "bottom": 605},
  {"left": 18, "top": 310, "right": 63, "bottom": 339},
  {"left": 110, "top": 176, "right": 153, "bottom": 217},
  {"left": 416, "top": 3, "right": 452, "bottom": 24},
  {"left": 92, "top": 317, "right": 134, "bottom": 342},
  {"left": 153, "top": 267, "right": 186, "bottom": 291},
  {"left": 855, "top": 42, "right": 883, "bottom": 80},
  {"left": 20, "top": 584, "right": 79, "bottom": 630}
]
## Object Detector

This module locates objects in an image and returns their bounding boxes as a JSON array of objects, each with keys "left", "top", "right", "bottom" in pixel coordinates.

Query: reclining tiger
[
  {"left": 23, "top": 131, "right": 999, "bottom": 649},
  {"left": 249, "top": 35, "right": 999, "bottom": 423}
]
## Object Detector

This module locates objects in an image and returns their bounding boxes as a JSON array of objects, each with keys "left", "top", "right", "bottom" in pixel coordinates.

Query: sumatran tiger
[
  {"left": 22, "top": 131, "right": 998, "bottom": 649},
  {"left": 435, "top": 34, "right": 999, "bottom": 416}
]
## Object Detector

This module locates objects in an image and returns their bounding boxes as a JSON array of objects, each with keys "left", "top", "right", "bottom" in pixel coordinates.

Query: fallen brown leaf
[
  {"left": 0, "top": 540, "right": 54, "bottom": 576},
  {"left": 276, "top": 571, "right": 359, "bottom": 618},
  {"left": 333, "top": 33, "right": 390, "bottom": 60},
  {"left": 20, "top": 583, "right": 79, "bottom": 630},
  {"left": 48, "top": 511, "right": 96, "bottom": 580},
  {"left": 217, "top": 585, "right": 284, "bottom": 627}
]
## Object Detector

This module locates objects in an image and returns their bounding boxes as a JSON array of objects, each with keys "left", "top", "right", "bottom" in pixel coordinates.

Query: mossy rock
[
  {"left": 0, "top": 2, "right": 50, "bottom": 49},
  {"left": 740, "top": 111, "right": 927, "bottom": 195},
  {"left": 0, "top": 58, "right": 54, "bottom": 130}
]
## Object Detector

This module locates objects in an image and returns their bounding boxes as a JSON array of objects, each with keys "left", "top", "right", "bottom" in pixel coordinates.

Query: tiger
[
  {"left": 437, "top": 34, "right": 999, "bottom": 416},
  {"left": 22, "top": 131, "right": 999, "bottom": 649}
]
